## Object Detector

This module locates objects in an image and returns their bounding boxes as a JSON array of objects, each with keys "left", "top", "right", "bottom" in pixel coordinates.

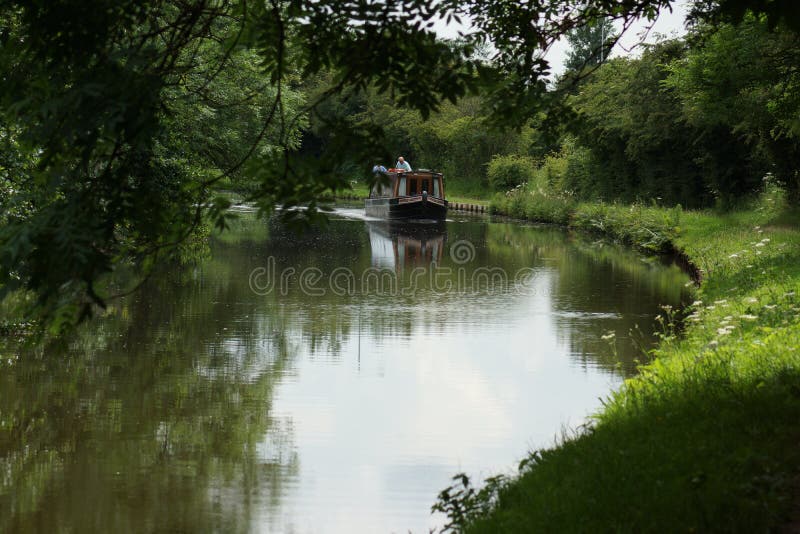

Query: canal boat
[{"left": 365, "top": 169, "right": 448, "bottom": 220}]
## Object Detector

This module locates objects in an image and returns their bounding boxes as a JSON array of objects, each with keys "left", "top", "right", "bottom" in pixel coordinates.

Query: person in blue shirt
[{"left": 395, "top": 156, "right": 412, "bottom": 172}]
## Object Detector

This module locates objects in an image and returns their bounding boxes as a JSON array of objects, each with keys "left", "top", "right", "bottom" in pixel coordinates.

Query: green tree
[
  {"left": 564, "top": 19, "right": 616, "bottom": 73},
  {"left": 564, "top": 40, "right": 723, "bottom": 206},
  {"left": 665, "top": 16, "right": 800, "bottom": 201}
]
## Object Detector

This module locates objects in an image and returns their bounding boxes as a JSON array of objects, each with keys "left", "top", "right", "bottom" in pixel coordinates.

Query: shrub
[
  {"left": 536, "top": 152, "right": 569, "bottom": 189},
  {"left": 487, "top": 155, "right": 538, "bottom": 191},
  {"left": 489, "top": 188, "right": 577, "bottom": 225}
]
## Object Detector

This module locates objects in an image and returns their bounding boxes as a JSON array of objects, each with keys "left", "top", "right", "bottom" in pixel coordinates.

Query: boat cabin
[
  {"left": 366, "top": 169, "right": 448, "bottom": 220},
  {"left": 370, "top": 170, "right": 445, "bottom": 199}
]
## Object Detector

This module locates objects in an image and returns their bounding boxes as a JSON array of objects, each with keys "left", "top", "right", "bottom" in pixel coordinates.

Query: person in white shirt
[{"left": 395, "top": 156, "right": 412, "bottom": 171}]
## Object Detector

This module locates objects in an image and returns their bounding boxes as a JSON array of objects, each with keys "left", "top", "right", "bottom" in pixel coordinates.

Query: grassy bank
[
  {"left": 319, "top": 182, "right": 370, "bottom": 201},
  {"left": 435, "top": 187, "right": 800, "bottom": 532}
]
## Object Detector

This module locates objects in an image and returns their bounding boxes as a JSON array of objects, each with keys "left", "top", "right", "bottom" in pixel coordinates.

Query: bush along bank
[
  {"left": 490, "top": 189, "right": 685, "bottom": 253},
  {"left": 434, "top": 186, "right": 800, "bottom": 532}
]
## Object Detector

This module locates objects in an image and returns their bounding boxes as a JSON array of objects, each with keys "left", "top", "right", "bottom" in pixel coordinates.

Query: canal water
[{"left": 0, "top": 207, "right": 691, "bottom": 533}]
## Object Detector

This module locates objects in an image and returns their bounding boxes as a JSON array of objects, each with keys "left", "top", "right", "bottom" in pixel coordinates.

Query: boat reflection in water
[{"left": 367, "top": 220, "right": 446, "bottom": 272}]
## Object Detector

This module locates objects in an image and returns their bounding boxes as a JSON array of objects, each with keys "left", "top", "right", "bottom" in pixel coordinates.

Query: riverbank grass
[{"left": 441, "top": 188, "right": 800, "bottom": 532}]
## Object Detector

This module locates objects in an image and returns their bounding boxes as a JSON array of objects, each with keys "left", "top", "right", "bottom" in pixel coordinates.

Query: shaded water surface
[{"left": 0, "top": 208, "right": 691, "bottom": 533}]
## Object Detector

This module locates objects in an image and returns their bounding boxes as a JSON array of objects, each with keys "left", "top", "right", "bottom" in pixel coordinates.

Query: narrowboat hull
[{"left": 365, "top": 194, "right": 448, "bottom": 220}]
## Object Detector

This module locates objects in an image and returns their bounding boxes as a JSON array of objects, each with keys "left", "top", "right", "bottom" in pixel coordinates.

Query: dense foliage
[
  {"left": 483, "top": 17, "right": 800, "bottom": 212},
  {"left": 564, "top": 18, "right": 800, "bottom": 207}
]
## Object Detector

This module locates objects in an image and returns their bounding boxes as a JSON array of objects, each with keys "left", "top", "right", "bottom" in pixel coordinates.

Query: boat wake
[{"left": 330, "top": 207, "right": 382, "bottom": 222}]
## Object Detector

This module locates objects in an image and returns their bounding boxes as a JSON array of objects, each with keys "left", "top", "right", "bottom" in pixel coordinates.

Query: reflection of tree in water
[
  {"left": 484, "top": 223, "right": 692, "bottom": 374},
  {"left": 235, "top": 215, "right": 690, "bottom": 370},
  {"left": 0, "top": 256, "right": 299, "bottom": 533},
  {"left": 248, "top": 217, "right": 504, "bottom": 356},
  {"left": 552, "top": 240, "right": 692, "bottom": 374}
]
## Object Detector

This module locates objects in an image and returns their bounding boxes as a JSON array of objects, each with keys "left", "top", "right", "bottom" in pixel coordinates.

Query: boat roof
[{"left": 386, "top": 168, "right": 443, "bottom": 176}]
